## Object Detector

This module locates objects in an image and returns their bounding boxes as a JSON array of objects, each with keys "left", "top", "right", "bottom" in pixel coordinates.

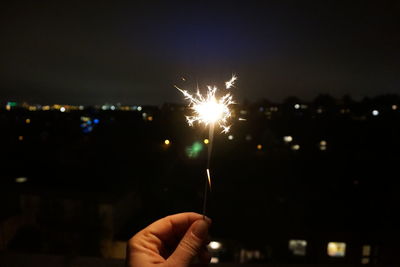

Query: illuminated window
[
  {"left": 208, "top": 241, "right": 222, "bottom": 250},
  {"left": 283, "top": 136, "right": 293, "bottom": 143},
  {"left": 15, "top": 177, "right": 28, "bottom": 183},
  {"left": 327, "top": 242, "right": 346, "bottom": 257},
  {"left": 291, "top": 144, "right": 300, "bottom": 151},
  {"left": 289, "top": 240, "right": 307, "bottom": 256},
  {"left": 362, "top": 245, "right": 371, "bottom": 256},
  {"left": 210, "top": 257, "right": 219, "bottom": 264}
]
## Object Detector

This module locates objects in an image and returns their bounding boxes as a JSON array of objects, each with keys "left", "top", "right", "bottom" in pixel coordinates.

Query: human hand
[{"left": 126, "top": 212, "right": 212, "bottom": 267}]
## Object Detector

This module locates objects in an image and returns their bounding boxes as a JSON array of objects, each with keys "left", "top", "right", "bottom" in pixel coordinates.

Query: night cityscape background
[{"left": 1, "top": 1, "right": 400, "bottom": 266}]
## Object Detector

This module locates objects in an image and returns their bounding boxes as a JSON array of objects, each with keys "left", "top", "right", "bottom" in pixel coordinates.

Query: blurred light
[
  {"left": 18, "top": 136, "right": 24, "bottom": 141},
  {"left": 110, "top": 105, "right": 116, "bottom": 111},
  {"left": 209, "top": 241, "right": 222, "bottom": 250},
  {"left": 60, "top": 107, "right": 66, "bottom": 112},
  {"left": 361, "top": 258, "right": 370, "bottom": 264},
  {"left": 93, "top": 118, "right": 100, "bottom": 124},
  {"left": 15, "top": 177, "right": 28, "bottom": 183},
  {"left": 317, "top": 108, "right": 323, "bottom": 114},
  {"left": 204, "top": 139, "right": 209, "bottom": 144},
  {"left": 147, "top": 116, "right": 153, "bottom": 121},
  {"left": 164, "top": 139, "right": 170, "bottom": 145},
  {"left": 320, "top": 140, "right": 327, "bottom": 146},
  {"left": 142, "top": 113, "right": 147, "bottom": 119},
  {"left": 228, "top": 135, "right": 234, "bottom": 140},
  {"left": 362, "top": 245, "right": 371, "bottom": 256},
  {"left": 186, "top": 141, "right": 203, "bottom": 158},
  {"left": 6, "top": 105, "right": 11, "bottom": 111},
  {"left": 245, "top": 134, "right": 252, "bottom": 141},
  {"left": 42, "top": 105, "right": 50, "bottom": 111},
  {"left": 372, "top": 110, "right": 379, "bottom": 116},
  {"left": 320, "top": 146, "right": 327, "bottom": 151},
  {"left": 210, "top": 257, "right": 219, "bottom": 264},
  {"left": 79, "top": 105, "right": 84, "bottom": 110},
  {"left": 240, "top": 110, "right": 247, "bottom": 115},
  {"left": 283, "top": 136, "right": 293, "bottom": 143},
  {"left": 289, "top": 240, "right": 307, "bottom": 256},
  {"left": 294, "top": 104, "right": 300, "bottom": 109},
  {"left": 392, "top": 105, "right": 398, "bottom": 110},
  {"left": 137, "top": 106, "right": 142, "bottom": 111},
  {"left": 327, "top": 242, "right": 346, "bottom": 257},
  {"left": 257, "top": 144, "right": 262, "bottom": 150},
  {"left": 291, "top": 144, "right": 300, "bottom": 151},
  {"left": 25, "top": 118, "right": 31, "bottom": 124},
  {"left": 28, "top": 106, "right": 37, "bottom": 111}
]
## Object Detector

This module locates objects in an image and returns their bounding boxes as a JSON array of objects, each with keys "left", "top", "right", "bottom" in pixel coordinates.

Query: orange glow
[
  {"left": 26, "top": 118, "right": 31, "bottom": 124},
  {"left": 164, "top": 139, "right": 170, "bottom": 145},
  {"left": 257, "top": 144, "right": 262, "bottom": 150},
  {"left": 18, "top": 136, "right": 24, "bottom": 141}
]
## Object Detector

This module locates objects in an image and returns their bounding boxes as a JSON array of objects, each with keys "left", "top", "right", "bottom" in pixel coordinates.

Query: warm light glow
[
  {"left": 320, "top": 140, "right": 327, "bottom": 146},
  {"left": 257, "top": 144, "right": 262, "bottom": 150},
  {"left": 60, "top": 107, "right": 66, "bottom": 112},
  {"left": 25, "top": 118, "right": 31, "bottom": 124},
  {"left": 147, "top": 116, "right": 153, "bottom": 121},
  {"left": 289, "top": 240, "right": 307, "bottom": 256},
  {"left": 137, "top": 106, "right": 142, "bottom": 111},
  {"left": 42, "top": 105, "right": 50, "bottom": 111},
  {"left": 209, "top": 241, "right": 222, "bottom": 250},
  {"left": 294, "top": 104, "right": 300, "bottom": 109},
  {"left": 177, "top": 75, "right": 236, "bottom": 133},
  {"left": 15, "top": 177, "right": 28, "bottom": 183},
  {"left": 228, "top": 135, "right": 234, "bottom": 140},
  {"left": 204, "top": 138, "right": 209, "bottom": 144},
  {"left": 291, "top": 144, "right": 300, "bottom": 151},
  {"left": 283, "top": 136, "right": 293, "bottom": 143},
  {"left": 210, "top": 257, "right": 219, "bottom": 264},
  {"left": 327, "top": 242, "right": 346, "bottom": 257},
  {"left": 18, "top": 136, "right": 24, "bottom": 141},
  {"left": 392, "top": 105, "right": 398, "bottom": 110},
  {"left": 164, "top": 139, "right": 170, "bottom": 145}
]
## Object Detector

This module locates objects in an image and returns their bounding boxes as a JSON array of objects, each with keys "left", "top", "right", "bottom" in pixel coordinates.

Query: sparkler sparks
[{"left": 175, "top": 75, "right": 236, "bottom": 133}]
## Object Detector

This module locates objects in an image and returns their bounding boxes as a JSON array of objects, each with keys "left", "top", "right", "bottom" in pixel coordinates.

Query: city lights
[
  {"left": 137, "top": 106, "right": 142, "bottom": 111},
  {"left": 283, "top": 136, "right": 293, "bottom": 143},
  {"left": 289, "top": 240, "right": 307, "bottom": 256},
  {"left": 15, "top": 177, "right": 28, "bottom": 183},
  {"left": 60, "top": 107, "right": 66, "bottom": 112},
  {"left": 209, "top": 241, "right": 222, "bottom": 250},
  {"left": 204, "top": 138, "right": 209, "bottom": 144},
  {"left": 257, "top": 144, "right": 263, "bottom": 150},
  {"left": 327, "top": 242, "right": 346, "bottom": 257},
  {"left": 25, "top": 118, "right": 31, "bottom": 124},
  {"left": 291, "top": 144, "right": 300, "bottom": 151}
]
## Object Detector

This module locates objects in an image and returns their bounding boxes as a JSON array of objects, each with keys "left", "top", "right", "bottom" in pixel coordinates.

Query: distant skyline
[{"left": 1, "top": 1, "right": 399, "bottom": 105}]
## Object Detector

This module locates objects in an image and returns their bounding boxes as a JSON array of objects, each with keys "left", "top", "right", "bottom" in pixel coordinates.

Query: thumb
[{"left": 168, "top": 219, "right": 210, "bottom": 266}]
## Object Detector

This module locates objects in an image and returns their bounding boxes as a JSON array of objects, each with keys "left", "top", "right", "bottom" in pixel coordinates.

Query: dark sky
[{"left": 0, "top": 1, "right": 399, "bottom": 105}]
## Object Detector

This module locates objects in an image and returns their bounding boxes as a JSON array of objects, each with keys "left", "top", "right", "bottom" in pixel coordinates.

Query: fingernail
[{"left": 192, "top": 220, "right": 209, "bottom": 239}]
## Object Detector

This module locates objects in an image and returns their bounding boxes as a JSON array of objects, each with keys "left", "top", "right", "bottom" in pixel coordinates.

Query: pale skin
[{"left": 126, "top": 212, "right": 212, "bottom": 267}]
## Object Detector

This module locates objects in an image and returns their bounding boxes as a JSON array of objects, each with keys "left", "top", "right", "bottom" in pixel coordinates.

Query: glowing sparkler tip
[
  {"left": 225, "top": 75, "right": 237, "bottom": 89},
  {"left": 206, "top": 168, "right": 211, "bottom": 189},
  {"left": 177, "top": 76, "right": 236, "bottom": 134}
]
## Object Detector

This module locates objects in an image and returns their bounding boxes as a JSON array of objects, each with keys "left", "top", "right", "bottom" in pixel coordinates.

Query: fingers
[
  {"left": 167, "top": 219, "right": 211, "bottom": 266},
  {"left": 146, "top": 212, "right": 210, "bottom": 243}
]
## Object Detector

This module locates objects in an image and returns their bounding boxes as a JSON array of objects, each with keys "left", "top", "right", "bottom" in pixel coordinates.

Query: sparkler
[{"left": 176, "top": 75, "right": 237, "bottom": 217}]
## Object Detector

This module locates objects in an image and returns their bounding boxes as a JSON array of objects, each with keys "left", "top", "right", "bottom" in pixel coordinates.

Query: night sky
[{"left": 0, "top": 1, "right": 399, "bottom": 105}]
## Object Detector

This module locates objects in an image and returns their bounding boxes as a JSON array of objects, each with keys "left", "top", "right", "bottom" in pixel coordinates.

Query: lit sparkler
[{"left": 176, "top": 75, "right": 237, "bottom": 217}]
